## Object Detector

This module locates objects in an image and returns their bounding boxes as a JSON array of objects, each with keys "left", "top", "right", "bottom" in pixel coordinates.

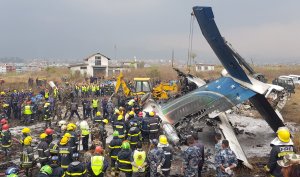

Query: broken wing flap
[{"left": 217, "top": 113, "right": 253, "bottom": 169}]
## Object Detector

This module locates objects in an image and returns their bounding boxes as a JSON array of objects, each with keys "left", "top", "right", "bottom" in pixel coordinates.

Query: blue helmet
[{"left": 5, "top": 167, "right": 19, "bottom": 175}]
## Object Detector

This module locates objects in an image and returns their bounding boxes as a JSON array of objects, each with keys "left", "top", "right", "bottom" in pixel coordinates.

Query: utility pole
[{"left": 172, "top": 49, "right": 174, "bottom": 67}]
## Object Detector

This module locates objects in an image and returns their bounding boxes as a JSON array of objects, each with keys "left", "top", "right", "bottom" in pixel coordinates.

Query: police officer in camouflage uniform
[
  {"left": 215, "top": 140, "right": 238, "bottom": 177},
  {"left": 182, "top": 135, "right": 202, "bottom": 177},
  {"left": 147, "top": 139, "right": 165, "bottom": 177}
]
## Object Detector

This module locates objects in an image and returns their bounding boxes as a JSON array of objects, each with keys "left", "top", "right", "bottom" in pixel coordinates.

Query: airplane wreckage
[{"left": 142, "top": 6, "right": 288, "bottom": 169}]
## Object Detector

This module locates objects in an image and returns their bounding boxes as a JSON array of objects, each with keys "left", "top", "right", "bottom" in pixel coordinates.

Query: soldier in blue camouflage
[
  {"left": 215, "top": 140, "right": 238, "bottom": 177},
  {"left": 147, "top": 139, "right": 165, "bottom": 177},
  {"left": 182, "top": 135, "right": 202, "bottom": 177}
]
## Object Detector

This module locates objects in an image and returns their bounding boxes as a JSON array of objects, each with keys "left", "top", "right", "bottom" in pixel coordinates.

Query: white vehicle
[{"left": 289, "top": 75, "right": 300, "bottom": 85}]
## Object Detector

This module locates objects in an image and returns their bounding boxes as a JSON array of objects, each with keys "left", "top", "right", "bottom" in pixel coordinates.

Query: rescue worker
[
  {"left": 23, "top": 101, "right": 33, "bottom": 125},
  {"left": 92, "top": 98, "right": 99, "bottom": 118},
  {"left": 147, "top": 111, "right": 160, "bottom": 142},
  {"left": 127, "top": 122, "right": 142, "bottom": 151},
  {"left": 79, "top": 120, "right": 90, "bottom": 151},
  {"left": 57, "top": 120, "right": 67, "bottom": 138},
  {"left": 38, "top": 133, "right": 51, "bottom": 166},
  {"left": 87, "top": 146, "right": 108, "bottom": 177},
  {"left": 37, "top": 165, "right": 53, "bottom": 177},
  {"left": 214, "top": 133, "right": 222, "bottom": 154},
  {"left": 158, "top": 135, "right": 173, "bottom": 176},
  {"left": 49, "top": 156, "right": 64, "bottom": 177},
  {"left": 113, "top": 115, "right": 126, "bottom": 141},
  {"left": 65, "top": 153, "right": 87, "bottom": 177},
  {"left": 141, "top": 113, "right": 150, "bottom": 144},
  {"left": 147, "top": 139, "right": 165, "bottom": 177},
  {"left": 131, "top": 142, "right": 147, "bottom": 177},
  {"left": 215, "top": 139, "right": 238, "bottom": 177},
  {"left": 20, "top": 127, "right": 31, "bottom": 146},
  {"left": 93, "top": 111, "right": 104, "bottom": 124},
  {"left": 45, "top": 128, "right": 54, "bottom": 144},
  {"left": 69, "top": 100, "right": 81, "bottom": 120},
  {"left": 125, "top": 111, "right": 135, "bottom": 133},
  {"left": 265, "top": 127, "right": 295, "bottom": 177},
  {"left": 58, "top": 133, "right": 73, "bottom": 170},
  {"left": 182, "top": 135, "right": 202, "bottom": 177},
  {"left": 117, "top": 141, "right": 133, "bottom": 177},
  {"left": 43, "top": 102, "right": 52, "bottom": 128},
  {"left": 0, "top": 124, "right": 12, "bottom": 156},
  {"left": 101, "top": 97, "right": 108, "bottom": 118},
  {"left": 193, "top": 132, "right": 205, "bottom": 177},
  {"left": 109, "top": 131, "right": 123, "bottom": 176},
  {"left": 66, "top": 123, "right": 79, "bottom": 153},
  {"left": 5, "top": 167, "right": 19, "bottom": 177},
  {"left": 20, "top": 136, "right": 35, "bottom": 177}
]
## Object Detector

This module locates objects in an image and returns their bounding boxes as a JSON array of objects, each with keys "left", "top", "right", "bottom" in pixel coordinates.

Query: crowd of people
[{"left": 0, "top": 81, "right": 299, "bottom": 177}]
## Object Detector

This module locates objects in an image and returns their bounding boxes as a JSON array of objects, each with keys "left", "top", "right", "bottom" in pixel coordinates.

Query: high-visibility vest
[
  {"left": 132, "top": 150, "right": 146, "bottom": 172},
  {"left": 24, "top": 105, "right": 32, "bottom": 115},
  {"left": 81, "top": 129, "right": 90, "bottom": 136},
  {"left": 54, "top": 89, "right": 58, "bottom": 97},
  {"left": 45, "top": 92, "right": 49, "bottom": 99},
  {"left": 92, "top": 86, "right": 96, "bottom": 92},
  {"left": 92, "top": 100, "right": 98, "bottom": 108},
  {"left": 91, "top": 156, "right": 104, "bottom": 175},
  {"left": 96, "top": 86, "right": 100, "bottom": 91}
]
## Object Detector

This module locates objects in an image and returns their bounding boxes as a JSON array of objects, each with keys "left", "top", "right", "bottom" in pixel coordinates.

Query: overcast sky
[{"left": 0, "top": 0, "right": 299, "bottom": 64}]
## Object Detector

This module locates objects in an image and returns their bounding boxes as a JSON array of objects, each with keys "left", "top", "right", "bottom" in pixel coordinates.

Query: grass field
[{"left": 1, "top": 65, "right": 299, "bottom": 123}]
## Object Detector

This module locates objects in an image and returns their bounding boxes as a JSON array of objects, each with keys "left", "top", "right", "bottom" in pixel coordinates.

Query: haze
[{"left": 0, "top": 0, "right": 299, "bottom": 64}]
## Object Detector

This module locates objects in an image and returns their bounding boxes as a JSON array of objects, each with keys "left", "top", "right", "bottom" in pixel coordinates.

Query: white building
[
  {"left": 69, "top": 53, "right": 111, "bottom": 77},
  {"left": 195, "top": 63, "right": 215, "bottom": 72}
]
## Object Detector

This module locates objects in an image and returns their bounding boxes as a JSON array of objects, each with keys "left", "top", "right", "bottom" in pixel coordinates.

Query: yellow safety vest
[
  {"left": 24, "top": 105, "right": 32, "bottom": 115},
  {"left": 92, "top": 86, "right": 96, "bottom": 92},
  {"left": 81, "top": 129, "right": 90, "bottom": 136},
  {"left": 96, "top": 86, "right": 100, "bottom": 91},
  {"left": 92, "top": 100, "right": 98, "bottom": 108},
  {"left": 91, "top": 156, "right": 104, "bottom": 175},
  {"left": 54, "top": 89, "right": 58, "bottom": 97},
  {"left": 132, "top": 150, "right": 146, "bottom": 172},
  {"left": 45, "top": 92, "right": 49, "bottom": 99}
]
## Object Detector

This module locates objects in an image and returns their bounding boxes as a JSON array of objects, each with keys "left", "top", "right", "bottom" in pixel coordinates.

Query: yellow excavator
[{"left": 114, "top": 72, "right": 178, "bottom": 100}]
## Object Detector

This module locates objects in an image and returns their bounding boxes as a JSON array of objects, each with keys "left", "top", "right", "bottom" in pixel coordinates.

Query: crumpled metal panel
[{"left": 162, "top": 77, "right": 256, "bottom": 124}]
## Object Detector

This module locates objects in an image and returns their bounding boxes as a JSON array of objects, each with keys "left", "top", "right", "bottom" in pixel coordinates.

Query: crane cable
[{"left": 187, "top": 12, "right": 195, "bottom": 72}]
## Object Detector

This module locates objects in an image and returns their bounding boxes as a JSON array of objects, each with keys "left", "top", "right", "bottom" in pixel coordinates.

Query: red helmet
[
  {"left": 45, "top": 128, "right": 54, "bottom": 135},
  {"left": 2, "top": 124, "right": 9, "bottom": 130},
  {"left": 0, "top": 119, "right": 7, "bottom": 125},
  {"left": 95, "top": 146, "right": 103, "bottom": 154},
  {"left": 138, "top": 112, "right": 143, "bottom": 117}
]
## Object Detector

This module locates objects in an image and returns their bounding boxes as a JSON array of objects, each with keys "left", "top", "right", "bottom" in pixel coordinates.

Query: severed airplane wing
[{"left": 192, "top": 6, "right": 284, "bottom": 132}]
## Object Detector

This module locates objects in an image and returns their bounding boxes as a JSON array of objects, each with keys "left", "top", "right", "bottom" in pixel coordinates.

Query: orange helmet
[{"left": 95, "top": 146, "right": 103, "bottom": 154}]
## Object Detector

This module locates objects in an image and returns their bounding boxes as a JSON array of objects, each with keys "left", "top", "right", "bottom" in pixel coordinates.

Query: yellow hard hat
[
  {"left": 0, "top": 91, "right": 5, "bottom": 95},
  {"left": 149, "top": 111, "right": 155, "bottom": 117},
  {"left": 24, "top": 136, "right": 32, "bottom": 145},
  {"left": 103, "top": 119, "right": 109, "bottom": 124},
  {"left": 60, "top": 136, "right": 69, "bottom": 145},
  {"left": 129, "top": 111, "right": 135, "bottom": 116},
  {"left": 67, "top": 123, "right": 76, "bottom": 131},
  {"left": 277, "top": 127, "right": 291, "bottom": 143},
  {"left": 128, "top": 101, "right": 134, "bottom": 106},
  {"left": 63, "top": 133, "right": 72, "bottom": 138},
  {"left": 159, "top": 135, "right": 168, "bottom": 145},
  {"left": 22, "top": 127, "right": 31, "bottom": 134},
  {"left": 114, "top": 109, "right": 120, "bottom": 114},
  {"left": 117, "top": 115, "right": 123, "bottom": 121},
  {"left": 3, "top": 103, "right": 9, "bottom": 108},
  {"left": 40, "top": 133, "right": 48, "bottom": 139},
  {"left": 96, "top": 111, "right": 101, "bottom": 116}
]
